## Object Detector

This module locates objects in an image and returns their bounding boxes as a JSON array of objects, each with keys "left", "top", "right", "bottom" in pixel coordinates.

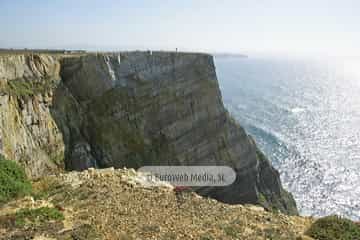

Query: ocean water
[{"left": 215, "top": 55, "right": 360, "bottom": 220}]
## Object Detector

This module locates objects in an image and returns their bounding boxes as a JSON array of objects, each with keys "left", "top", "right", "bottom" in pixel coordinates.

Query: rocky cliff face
[
  {"left": 0, "top": 54, "right": 65, "bottom": 177},
  {"left": 0, "top": 52, "right": 297, "bottom": 214}
]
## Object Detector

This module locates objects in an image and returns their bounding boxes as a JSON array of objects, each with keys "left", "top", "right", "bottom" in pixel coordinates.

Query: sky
[{"left": 1, "top": 0, "right": 360, "bottom": 56}]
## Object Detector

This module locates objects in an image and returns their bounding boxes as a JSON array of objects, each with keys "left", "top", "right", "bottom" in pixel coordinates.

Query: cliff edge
[
  {"left": 0, "top": 168, "right": 312, "bottom": 240},
  {"left": 0, "top": 51, "right": 297, "bottom": 215}
]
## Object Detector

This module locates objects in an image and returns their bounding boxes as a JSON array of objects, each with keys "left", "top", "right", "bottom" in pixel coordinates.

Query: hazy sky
[{"left": 1, "top": 0, "right": 359, "bottom": 56}]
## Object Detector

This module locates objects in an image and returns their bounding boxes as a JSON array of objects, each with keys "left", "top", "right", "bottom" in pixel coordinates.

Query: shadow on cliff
[
  {"left": 48, "top": 53, "right": 298, "bottom": 216},
  {"left": 49, "top": 81, "right": 178, "bottom": 172},
  {"left": 49, "top": 69, "right": 110, "bottom": 172}
]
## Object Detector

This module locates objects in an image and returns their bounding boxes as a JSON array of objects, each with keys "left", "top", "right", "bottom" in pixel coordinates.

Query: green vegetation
[
  {"left": 199, "top": 235, "right": 214, "bottom": 240},
  {"left": 223, "top": 225, "right": 240, "bottom": 238},
  {"left": 31, "top": 177, "right": 61, "bottom": 200},
  {"left": 31, "top": 176, "right": 77, "bottom": 205},
  {"left": 256, "top": 148, "right": 267, "bottom": 162},
  {"left": 15, "top": 207, "right": 64, "bottom": 226},
  {"left": 263, "top": 227, "right": 288, "bottom": 240},
  {"left": 258, "top": 193, "right": 268, "bottom": 205},
  {"left": 68, "top": 224, "right": 102, "bottom": 240},
  {"left": 0, "top": 156, "right": 32, "bottom": 203},
  {"left": 5, "top": 78, "right": 56, "bottom": 98},
  {"left": 306, "top": 215, "right": 360, "bottom": 240}
]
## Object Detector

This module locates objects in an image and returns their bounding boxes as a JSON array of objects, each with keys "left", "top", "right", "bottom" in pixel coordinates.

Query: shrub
[
  {"left": 0, "top": 156, "right": 32, "bottom": 203},
  {"left": 31, "top": 176, "right": 62, "bottom": 200},
  {"left": 306, "top": 215, "right": 360, "bottom": 240},
  {"left": 223, "top": 225, "right": 240, "bottom": 238},
  {"left": 68, "top": 224, "right": 102, "bottom": 240},
  {"left": 6, "top": 78, "right": 55, "bottom": 98},
  {"left": 15, "top": 207, "right": 64, "bottom": 226}
]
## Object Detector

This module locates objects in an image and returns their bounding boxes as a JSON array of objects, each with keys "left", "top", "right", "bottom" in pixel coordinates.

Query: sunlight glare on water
[{"left": 215, "top": 55, "right": 360, "bottom": 220}]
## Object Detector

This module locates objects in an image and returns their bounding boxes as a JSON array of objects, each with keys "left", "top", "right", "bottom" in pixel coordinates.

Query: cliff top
[
  {"left": 0, "top": 168, "right": 313, "bottom": 240},
  {"left": 0, "top": 49, "right": 86, "bottom": 57},
  {"left": 0, "top": 49, "right": 211, "bottom": 58}
]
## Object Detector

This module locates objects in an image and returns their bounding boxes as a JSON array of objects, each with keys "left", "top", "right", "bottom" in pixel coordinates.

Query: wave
[{"left": 242, "top": 122, "right": 294, "bottom": 166}]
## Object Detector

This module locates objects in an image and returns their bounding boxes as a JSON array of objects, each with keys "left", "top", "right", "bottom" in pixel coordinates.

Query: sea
[{"left": 214, "top": 54, "right": 360, "bottom": 220}]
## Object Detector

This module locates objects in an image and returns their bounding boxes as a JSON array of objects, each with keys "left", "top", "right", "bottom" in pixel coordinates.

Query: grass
[
  {"left": 31, "top": 176, "right": 77, "bottom": 205},
  {"left": 4, "top": 77, "right": 56, "bottom": 98},
  {"left": 199, "top": 235, "right": 214, "bottom": 240},
  {"left": 306, "top": 215, "right": 360, "bottom": 240},
  {"left": 15, "top": 207, "right": 64, "bottom": 226},
  {"left": 256, "top": 148, "right": 268, "bottom": 162},
  {"left": 258, "top": 193, "right": 268, "bottom": 205},
  {"left": 223, "top": 225, "right": 240, "bottom": 238},
  {"left": 0, "top": 156, "right": 32, "bottom": 204},
  {"left": 68, "top": 224, "right": 102, "bottom": 240},
  {"left": 263, "top": 227, "right": 286, "bottom": 240},
  {"left": 31, "top": 177, "right": 61, "bottom": 200}
]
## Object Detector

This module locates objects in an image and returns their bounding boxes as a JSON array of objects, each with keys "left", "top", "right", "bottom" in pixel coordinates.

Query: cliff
[{"left": 0, "top": 51, "right": 297, "bottom": 214}]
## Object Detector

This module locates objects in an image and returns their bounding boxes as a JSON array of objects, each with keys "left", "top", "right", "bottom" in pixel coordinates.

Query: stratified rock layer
[
  {"left": 0, "top": 54, "right": 64, "bottom": 177},
  {"left": 0, "top": 52, "right": 297, "bottom": 214}
]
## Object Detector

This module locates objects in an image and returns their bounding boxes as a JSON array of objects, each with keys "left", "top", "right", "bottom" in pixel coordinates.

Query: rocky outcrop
[
  {"left": 0, "top": 54, "right": 65, "bottom": 177},
  {"left": 0, "top": 51, "right": 297, "bottom": 214}
]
